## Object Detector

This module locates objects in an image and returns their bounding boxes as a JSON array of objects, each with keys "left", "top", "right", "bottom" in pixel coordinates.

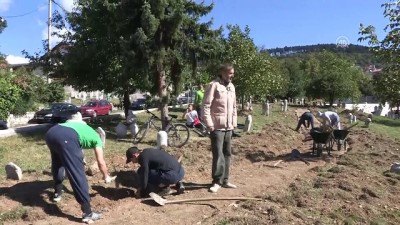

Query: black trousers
[{"left": 45, "top": 125, "right": 91, "bottom": 214}]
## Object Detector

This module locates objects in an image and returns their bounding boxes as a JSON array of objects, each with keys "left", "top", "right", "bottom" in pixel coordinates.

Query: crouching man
[{"left": 125, "top": 147, "right": 185, "bottom": 198}]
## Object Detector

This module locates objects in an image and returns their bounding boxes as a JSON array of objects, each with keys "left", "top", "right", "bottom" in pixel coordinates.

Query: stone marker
[
  {"left": 5, "top": 162, "right": 23, "bottom": 180},
  {"left": 262, "top": 102, "right": 270, "bottom": 116},
  {"left": 157, "top": 131, "right": 168, "bottom": 150},
  {"left": 246, "top": 102, "right": 251, "bottom": 111},
  {"left": 365, "top": 118, "right": 372, "bottom": 128},
  {"left": 281, "top": 101, "right": 284, "bottom": 112},
  {"left": 243, "top": 115, "right": 253, "bottom": 132},
  {"left": 390, "top": 162, "right": 400, "bottom": 174},
  {"left": 126, "top": 110, "right": 136, "bottom": 124},
  {"left": 284, "top": 99, "right": 288, "bottom": 112},
  {"left": 87, "top": 161, "right": 99, "bottom": 176},
  {"left": 129, "top": 123, "right": 139, "bottom": 138},
  {"left": 348, "top": 113, "right": 353, "bottom": 124},
  {"left": 115, "top": 122, "right": 128, "bottom": 139}
]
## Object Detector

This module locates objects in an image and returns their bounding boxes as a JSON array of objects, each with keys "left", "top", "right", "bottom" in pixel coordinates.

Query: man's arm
[
  {"left": 232, "top": 89, "right": 237, "bottom": 128},
  {"left": 139, "top": 156, "right": 150, "bottom": 197},
  {"left": 202, "top": 82, "right": 216, "bottom": 131},
  {"left": 94, "top": 147, "right": 110, "bottom": 181}
]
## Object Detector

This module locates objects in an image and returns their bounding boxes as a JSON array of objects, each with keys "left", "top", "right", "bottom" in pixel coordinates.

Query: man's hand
[
  {"left": 207, "top": 127, "right": 214, "bottom": 132},
  {"left": 104, "top": 175, "right": 117, "bottom": 183}
]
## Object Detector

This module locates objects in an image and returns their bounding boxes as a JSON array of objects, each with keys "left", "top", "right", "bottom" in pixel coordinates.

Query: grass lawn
[{"left": 0, "top": 103, "right": 291, "bottom": 178}]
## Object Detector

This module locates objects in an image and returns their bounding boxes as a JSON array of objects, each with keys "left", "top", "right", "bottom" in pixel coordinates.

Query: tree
[
  {"left": 0, "top": 70, "right": 21, "bottom": 120},
  {"left": 281, "top": 57, "right": 305, "bottom": 98},
  {"left": 359, "top": 0, "right": 400, "bottom": 108},
  {"left": 0, "top": 17, "right": 6, "bottom": 34},
  {"left": 303, "top": 51, "right": 364, "bottom": 106},
  {"left": 43, "top": 0, "right": 218, "bottom": 122},
  {"left": 223, "top": 25, "right": 288, "bottom": 106}
]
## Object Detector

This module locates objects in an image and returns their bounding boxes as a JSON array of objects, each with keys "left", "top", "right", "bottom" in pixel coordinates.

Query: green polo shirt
[
  {"left": 60, "top": 121, "right": 103, "bottom": 149},
  {"left": 194, "top": 89, "right": 204, "bottom": 107}
]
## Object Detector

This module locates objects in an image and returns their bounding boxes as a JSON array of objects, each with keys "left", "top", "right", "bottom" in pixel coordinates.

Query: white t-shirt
[{"left": 185, "top": 110, "right": 198, "bottom": 124}]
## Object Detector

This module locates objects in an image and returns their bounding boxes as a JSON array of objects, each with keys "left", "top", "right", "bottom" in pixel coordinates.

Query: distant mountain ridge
[{"left": 265, "top": 44, "right": 382, "bottom": 70}]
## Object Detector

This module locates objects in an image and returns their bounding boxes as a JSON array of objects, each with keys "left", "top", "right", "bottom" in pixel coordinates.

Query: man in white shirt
[{"left": 317, "top": 111, "right": 341, "bottom": 129}]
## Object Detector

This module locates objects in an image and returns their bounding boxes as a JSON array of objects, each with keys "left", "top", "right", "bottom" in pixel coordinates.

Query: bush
[{"left": 0, "top": 70, "right": 21, "bottom": 119}]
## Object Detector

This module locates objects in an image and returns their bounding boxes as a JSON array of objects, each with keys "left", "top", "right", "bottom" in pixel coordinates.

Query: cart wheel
[
  {"left": 344, "top": 140, "right": 347, "bottom": 151},
  {"left": 337, "top": 140, "right": 342, "bottom": 151}
]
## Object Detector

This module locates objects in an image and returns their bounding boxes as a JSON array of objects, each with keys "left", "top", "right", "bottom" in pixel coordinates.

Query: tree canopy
[{"left": 359, "top": 0, "right": 400, "bottom": 107}]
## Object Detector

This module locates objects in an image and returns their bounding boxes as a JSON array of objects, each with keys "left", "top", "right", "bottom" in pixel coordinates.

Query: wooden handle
[{"left": 167, "top": 197, "right": 262, "bottom": 204}]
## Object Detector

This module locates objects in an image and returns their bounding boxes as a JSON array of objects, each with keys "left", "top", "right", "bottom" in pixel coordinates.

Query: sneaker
[
  {"left": 209, "top": 183, "right": 221, "bottom": 193},
  {"left": 52, "top": 190, "right": 64, "bottom": 202},
  {"left": 222, "top": 182, "right": 237, "bottom": 189},
  {"left": 157, "top": 187, "right": 173, "bottom": 197},
  {"left": 175, "top": 181, "right": 185, "bottom": 194},
  {"left": 82, "top": 212, "right": 103, "bottom": 224}
]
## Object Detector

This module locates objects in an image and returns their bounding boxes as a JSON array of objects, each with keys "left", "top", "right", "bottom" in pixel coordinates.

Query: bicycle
[{"left": 133, "top": 109, "right": 190, "bottom": 148}]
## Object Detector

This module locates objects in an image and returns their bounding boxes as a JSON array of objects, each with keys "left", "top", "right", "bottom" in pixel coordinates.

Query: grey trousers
[{"left": 210, "top": 130, "right": 232, "bottom": 185}]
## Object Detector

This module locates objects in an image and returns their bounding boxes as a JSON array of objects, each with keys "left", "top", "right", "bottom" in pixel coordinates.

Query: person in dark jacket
[
  {"left": 126, "top": 147, "right": 185, "bottom": 198},
  {"left": 295, "top": 111, "right": 315, "bottom": 132}
]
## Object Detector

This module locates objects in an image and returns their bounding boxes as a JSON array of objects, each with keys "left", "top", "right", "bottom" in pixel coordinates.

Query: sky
[{"left": 0, "top": 0, "right": 389, "bottom": 64}]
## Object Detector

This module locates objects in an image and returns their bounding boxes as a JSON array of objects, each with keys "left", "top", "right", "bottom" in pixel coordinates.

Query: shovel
[{"left": 149, "top": 192, "right": 262, "bottom": 206}]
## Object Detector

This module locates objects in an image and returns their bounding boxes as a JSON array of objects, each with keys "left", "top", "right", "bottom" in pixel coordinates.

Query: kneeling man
[{"left": 126, "top": 147, "right": 185, "bottom": 198}]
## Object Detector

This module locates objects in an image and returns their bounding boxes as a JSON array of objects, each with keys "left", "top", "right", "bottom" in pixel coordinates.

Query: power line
[{"left": 1, "top": 7, "right": 43, "bottom": 18}]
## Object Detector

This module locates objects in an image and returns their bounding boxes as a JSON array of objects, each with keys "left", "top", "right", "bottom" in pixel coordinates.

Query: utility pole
[
  {"left": 48, "top": 0, "right": 51, "bottom": 52},
  {"left": 47, "top": 0, "right": 52, "bottom": 83}
]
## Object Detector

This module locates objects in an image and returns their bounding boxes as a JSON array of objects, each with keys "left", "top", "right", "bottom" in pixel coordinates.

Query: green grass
[
  {"left": 368, "top": 115, "right": 400, "bottom": 138},
  {"left": 0, "top": 206, "right": 29, "bottom": 224}
]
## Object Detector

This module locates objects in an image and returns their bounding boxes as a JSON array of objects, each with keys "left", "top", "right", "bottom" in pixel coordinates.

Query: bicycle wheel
[
  {"left": 134, "top": 123, "right": 149, "bottom": 144},
  {"left": 167, "top": 123, "right": 190, "bottom": 147}
]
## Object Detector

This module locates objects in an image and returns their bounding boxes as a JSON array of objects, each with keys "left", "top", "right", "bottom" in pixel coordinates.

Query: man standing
[
  {"left": 125, "top": 147, "right": 185, "bottom": 198},
  {"left": 317, "top": 111, "right": 341, "bottom": 129},
  {"left": 203, "top": 63, "right": 238, "bottom": 193},
  {"left": 294, "top": 111, "right": 315, "bottom": 132},
  {"left": 194, "top": 84, "right": 205, "bottom": 120},
  {"left": 45, "top": 112, "right": 115, "bottom": 224}
]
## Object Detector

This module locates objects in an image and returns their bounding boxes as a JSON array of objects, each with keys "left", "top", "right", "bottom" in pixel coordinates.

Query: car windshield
[
  {"left": 84, "top": 101, "right": 97, "bottom": 107},
  {"left": 50, "top": 104, "right": 64, "bottom": 110}
]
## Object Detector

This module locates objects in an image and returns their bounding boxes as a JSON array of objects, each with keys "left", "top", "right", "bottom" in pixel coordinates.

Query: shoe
[
  {"left": 52, "top": 190, "right": 64, "bottom": 202},
  {"left": 222, "top": 182, "right": 237, "bottom": 189},
  {"left": 209, "top": 183, "right": 221, "bottom": 193},
  {"left": 157, "top": 187, "right": 173, "bottom": 197},
  {"left": 82, "top": 212, "right": 103, "bottom": 224},
  {"left": 176, "top": 181, "right": 185, "bottom": 194}
]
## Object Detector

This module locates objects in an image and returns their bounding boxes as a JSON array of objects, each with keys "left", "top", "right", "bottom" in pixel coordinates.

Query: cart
[
  {"left": 310, "top": 128, "right": 334, "bottom": 156},
  {"left": 332, "top": 129, "right": 350, "bottom": 151}
]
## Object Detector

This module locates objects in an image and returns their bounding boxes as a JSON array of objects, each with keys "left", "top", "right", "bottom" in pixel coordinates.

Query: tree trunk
[
  {"left": 123, "top": 91, "right": 131, "bottom": 118},
  {"left": 241, "top": 95, "right": 245, "bottom": 111},
  {"left": 157, "top": 65, "right": 169, "bottom": 130}
]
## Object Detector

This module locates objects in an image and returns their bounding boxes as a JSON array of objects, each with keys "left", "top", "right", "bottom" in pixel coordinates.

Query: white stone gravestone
[
  {"left": 243, "top": 115, "right": 253, "bottom": 132},
  {"left": 365, "top": 118, "right": 372, "bottom": 128},
  {"left": 157, "top": 131, "right": 168, "bottom": 149},
  {"left": 115, "top": 122, "right": 128, "bottom": 139},
  {"left": 284, "top": 99, "right": 288, "bottom": 112},
  {"left": 129, "top": 123, "right": 139, "bottom": 138},
  {"left": 5, "top": 162, "right": 23, "bottom": 180}
]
